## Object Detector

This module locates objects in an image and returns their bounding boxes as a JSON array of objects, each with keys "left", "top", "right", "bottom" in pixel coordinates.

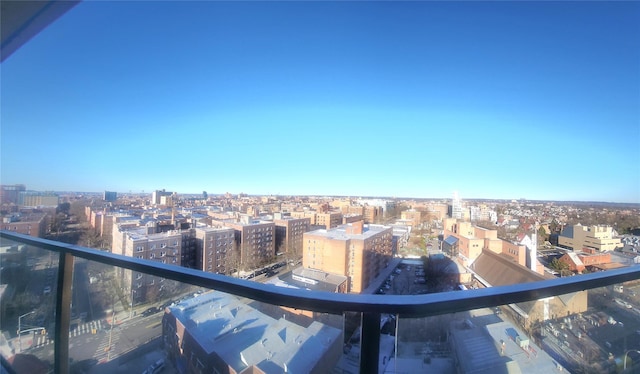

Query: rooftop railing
[{"left": 1, "top": 230, "right": 639, "bottom": 373}]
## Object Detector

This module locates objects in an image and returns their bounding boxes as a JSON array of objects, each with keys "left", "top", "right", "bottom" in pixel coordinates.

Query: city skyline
[{"left": 1, "top": 2, "right": 639, "bottom": 203}]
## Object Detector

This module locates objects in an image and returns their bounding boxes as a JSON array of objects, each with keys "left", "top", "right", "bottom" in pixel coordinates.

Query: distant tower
[
  {"left": 171, "top": 192, "right": 178, "bottom": 228},
  {"left": 529, "top": 223, "right": 538, "bottom": 272},
  {"left": 451, "top": 191, "right": 463, "bottom": 219},
  {"left": 103, "top": 191, "right": 117, "bottom": 202}
]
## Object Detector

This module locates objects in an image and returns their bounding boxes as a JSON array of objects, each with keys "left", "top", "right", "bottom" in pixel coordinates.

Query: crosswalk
[
  {"left": 94, "top": 327, "right": 122, "bottom": 363},
  {"left": 70, "top": 320, "right": 103, "bottom": 337},
  {"left": 32, "top": 320, "right": 104, "bottom": 348}
]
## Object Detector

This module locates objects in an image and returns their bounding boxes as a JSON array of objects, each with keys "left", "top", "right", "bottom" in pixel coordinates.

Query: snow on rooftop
[{"left": 167, "top": 291, "right": 341, "bottom": 373}]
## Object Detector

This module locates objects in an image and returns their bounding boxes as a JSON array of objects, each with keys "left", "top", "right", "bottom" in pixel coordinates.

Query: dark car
[{"left": 142, "top": 307, "right": 158, "bottom": 317}]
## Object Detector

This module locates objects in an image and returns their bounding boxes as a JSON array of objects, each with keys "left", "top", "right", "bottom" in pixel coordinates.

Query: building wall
[
  {"left": 123, "top": 231, "right": 183, "bottom": 302},
  {"left": 303, "top": 233, "right": 349, "bottom": 283},
  {"left": 559, "top": 254, "right": 585, "bottom": 272},
  {"left": 100, "top": 215, "right": 115, "bottom": 239},
  {"left": 315, "top": 212, "right": 342, "bottom": 230},
  {"left": 559, "top": 224, "right": 621, "bottom": 252},
  {"left": 401, "top": 210, "right": 422, "bottom": 227},
  {"left": 456, "top": 236, "right": 484, "bottom": 265},
  {"left": 1, "top": 213, "right": 47, "bottom": 238},
  {"left": 363, "top": 205, "right": 382, "bottom": 223},
  {"left": 501, "top": 241, "right": 527, "bottom": 266},
  {"left": 524, "top": 291, "right": 588, "bottom": 327},
  {"left": 343, "top": 214, "right": 363, "bottom": 224},
  {"left": 195, "top": 227, "right": 236, "bottom": 274},
  {"left": 17, "top": 192, "right": 59, "bottom": 207},
  {"left": 484, "top": 238, "right": 503, "bottom": 254},
  {"left": 578, "top": 252, "right": 611, "bottom": 266},
  {"left": 427, "top": 203, "right": 448, "bottom": 221},
  {"left": 291, "top": 211, "right": 317, "bottom": 225},
  {"left": 444, "top": 218, "right": 535, "bottom": 270},
  {"left": 0, "top": 184, "right": 26, "bottom": 204},
  {"left": 228, "top": 221, "right": 276, "bottom": 268},
  {"left": 474, "top": 227, "right": 497, "bottom": 240},
  {"left": 303, "top": 223, "right": 393, "bottom": 293},
  {"left": 274, "top": 217, "right": 310, "bottom": 256}
]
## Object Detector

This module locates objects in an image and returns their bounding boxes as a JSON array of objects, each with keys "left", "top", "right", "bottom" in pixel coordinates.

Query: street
[{"left": 26, "top": 311, "right": 165, "bottom": 369}]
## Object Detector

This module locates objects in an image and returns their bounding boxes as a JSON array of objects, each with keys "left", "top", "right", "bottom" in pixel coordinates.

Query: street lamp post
[
  {"left": 624, "top": 350, "right": 640, "bottom": 371},
  {"left": 18, "top": 311, "right": 35, "bottom": 352},
  {"left": 129, "top": 288, "right": 137, "bottom": 319}
]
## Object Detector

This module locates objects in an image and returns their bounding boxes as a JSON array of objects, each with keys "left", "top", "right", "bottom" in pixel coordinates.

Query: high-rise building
[
  {"left": 274, "top": 216, "right": 310, "bottom": 256},
  {"left": 451, "top": 191, "right": 463, "bottom": 219},
  {"left": 103, "top": 191, "right": 117, "bottom": 202},
  {"left": 17, "top": 191, "right": 59, "bottom": 207},
  {"left": 303, "top": 221, "right": 393, "bottom": 293},
  {"left": 120, "top": 229, "right": 183, "bottom": 303},
  {"left": 0, "top": 184, "right": 26, "bottom": 204},
  {"left": 194, "top": 227, "right": 236, "bottom": 274},
  {"left": 226, "top": 217, "right": 275, "bottom": 268},
  {"left": 151, "top": 189, "right": 172, "bottom": 205}
]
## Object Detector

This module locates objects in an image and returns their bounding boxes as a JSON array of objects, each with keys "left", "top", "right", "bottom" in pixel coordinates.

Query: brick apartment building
[{"left": 303, "top": 221, "right": 393, "bottom": 293}]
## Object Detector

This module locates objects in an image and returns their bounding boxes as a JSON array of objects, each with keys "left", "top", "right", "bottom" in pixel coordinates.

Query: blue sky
[{"left": 2, "top": 1, "right": 639, "bottom": 202}]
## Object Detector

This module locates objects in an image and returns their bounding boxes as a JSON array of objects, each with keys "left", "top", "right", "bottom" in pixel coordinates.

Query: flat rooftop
[
  {"left": 167, "top": 291, "right": 341, "bottom": 373},
  {"left": 450, "top": 313, "right": 563, "bottom": 373},
  {"left": 306, "top": 223, "right": 391, "bottom": 241}
]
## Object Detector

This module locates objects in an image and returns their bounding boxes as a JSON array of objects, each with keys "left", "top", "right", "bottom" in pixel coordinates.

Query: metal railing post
[
  {"left": 360, "top": 311, "right": 381, "bottom": 374},
  {"left": 54, "top": 252, "right": 74, "bottom": 374}
]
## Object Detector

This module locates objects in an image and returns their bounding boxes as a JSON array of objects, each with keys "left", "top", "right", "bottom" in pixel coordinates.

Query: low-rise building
[
  {"left": 1, "top": 213, "right": 48, "bottom": 238},
  {"left": 162, "top": 291, "right": 343, "bottom": 374},
  {"left": 558, "top": 224, "right": 621, "bottom": 252},
  {"left": 471, "top": 250, "right": 587, "bottom": 328},
  {"left": 442, "top": 218, "right": 543, "bottom": 274}
]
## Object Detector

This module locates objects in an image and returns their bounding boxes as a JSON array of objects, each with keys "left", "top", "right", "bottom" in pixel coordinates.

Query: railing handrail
[{"left": 2, "top": 230, "right": 639, "bottom": 318}]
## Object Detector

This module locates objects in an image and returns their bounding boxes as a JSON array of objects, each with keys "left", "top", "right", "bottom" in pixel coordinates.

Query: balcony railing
[{"left": 1, "top": 230, "right": 639, "bottom": 373}]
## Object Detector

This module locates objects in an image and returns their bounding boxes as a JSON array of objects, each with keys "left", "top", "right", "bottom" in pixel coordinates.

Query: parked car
[
  {"left": 142, "top": 358, "right": 165, "bottom": 374},
  {"left": 142, "top": 307, "right": 158, "bottom": 317}
]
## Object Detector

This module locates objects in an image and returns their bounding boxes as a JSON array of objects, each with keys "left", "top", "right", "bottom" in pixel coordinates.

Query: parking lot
[
  {"left": 376, "top": 261, "right": 429, "bottom": 296},
  {"left": 535, "top": 282, "right": 640, "bottom": 372}
]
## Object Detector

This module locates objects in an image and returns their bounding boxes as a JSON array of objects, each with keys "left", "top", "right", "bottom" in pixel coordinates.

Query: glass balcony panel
[
  {"left": 2, "top": 232, "right": 640, "bottom": 374},
  {"left": 66, "top": 258, "right": 198, "bottom": 373},
  {"left": 0, "top": 237, "right": 59, "bottom": 372},
  {"left": 394, "top": 314, "right": 455, "bottom": 373},
  {"left": 335, "top": 311, "right": 361, "bottom": 373},
  {"left": 390, "top": 282, "right": 640, "bottom": 374}
]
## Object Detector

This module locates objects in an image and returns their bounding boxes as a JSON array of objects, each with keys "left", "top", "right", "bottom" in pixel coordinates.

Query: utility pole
[
  {"left": 18, "top": 311, "right": 35, "bottom": 352},
  {"left": 106, "top": 295, "right": 115, "bottom": 360}
]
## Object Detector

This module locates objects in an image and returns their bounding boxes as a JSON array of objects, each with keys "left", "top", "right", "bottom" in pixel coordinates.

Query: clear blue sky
[{"left": 2, "top": 1, "right": 639, "bottom": 202}]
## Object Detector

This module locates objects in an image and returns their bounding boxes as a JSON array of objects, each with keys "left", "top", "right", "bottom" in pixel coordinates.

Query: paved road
[{"left": 28, "top": 312, "right": 164, "bottom": 367}]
